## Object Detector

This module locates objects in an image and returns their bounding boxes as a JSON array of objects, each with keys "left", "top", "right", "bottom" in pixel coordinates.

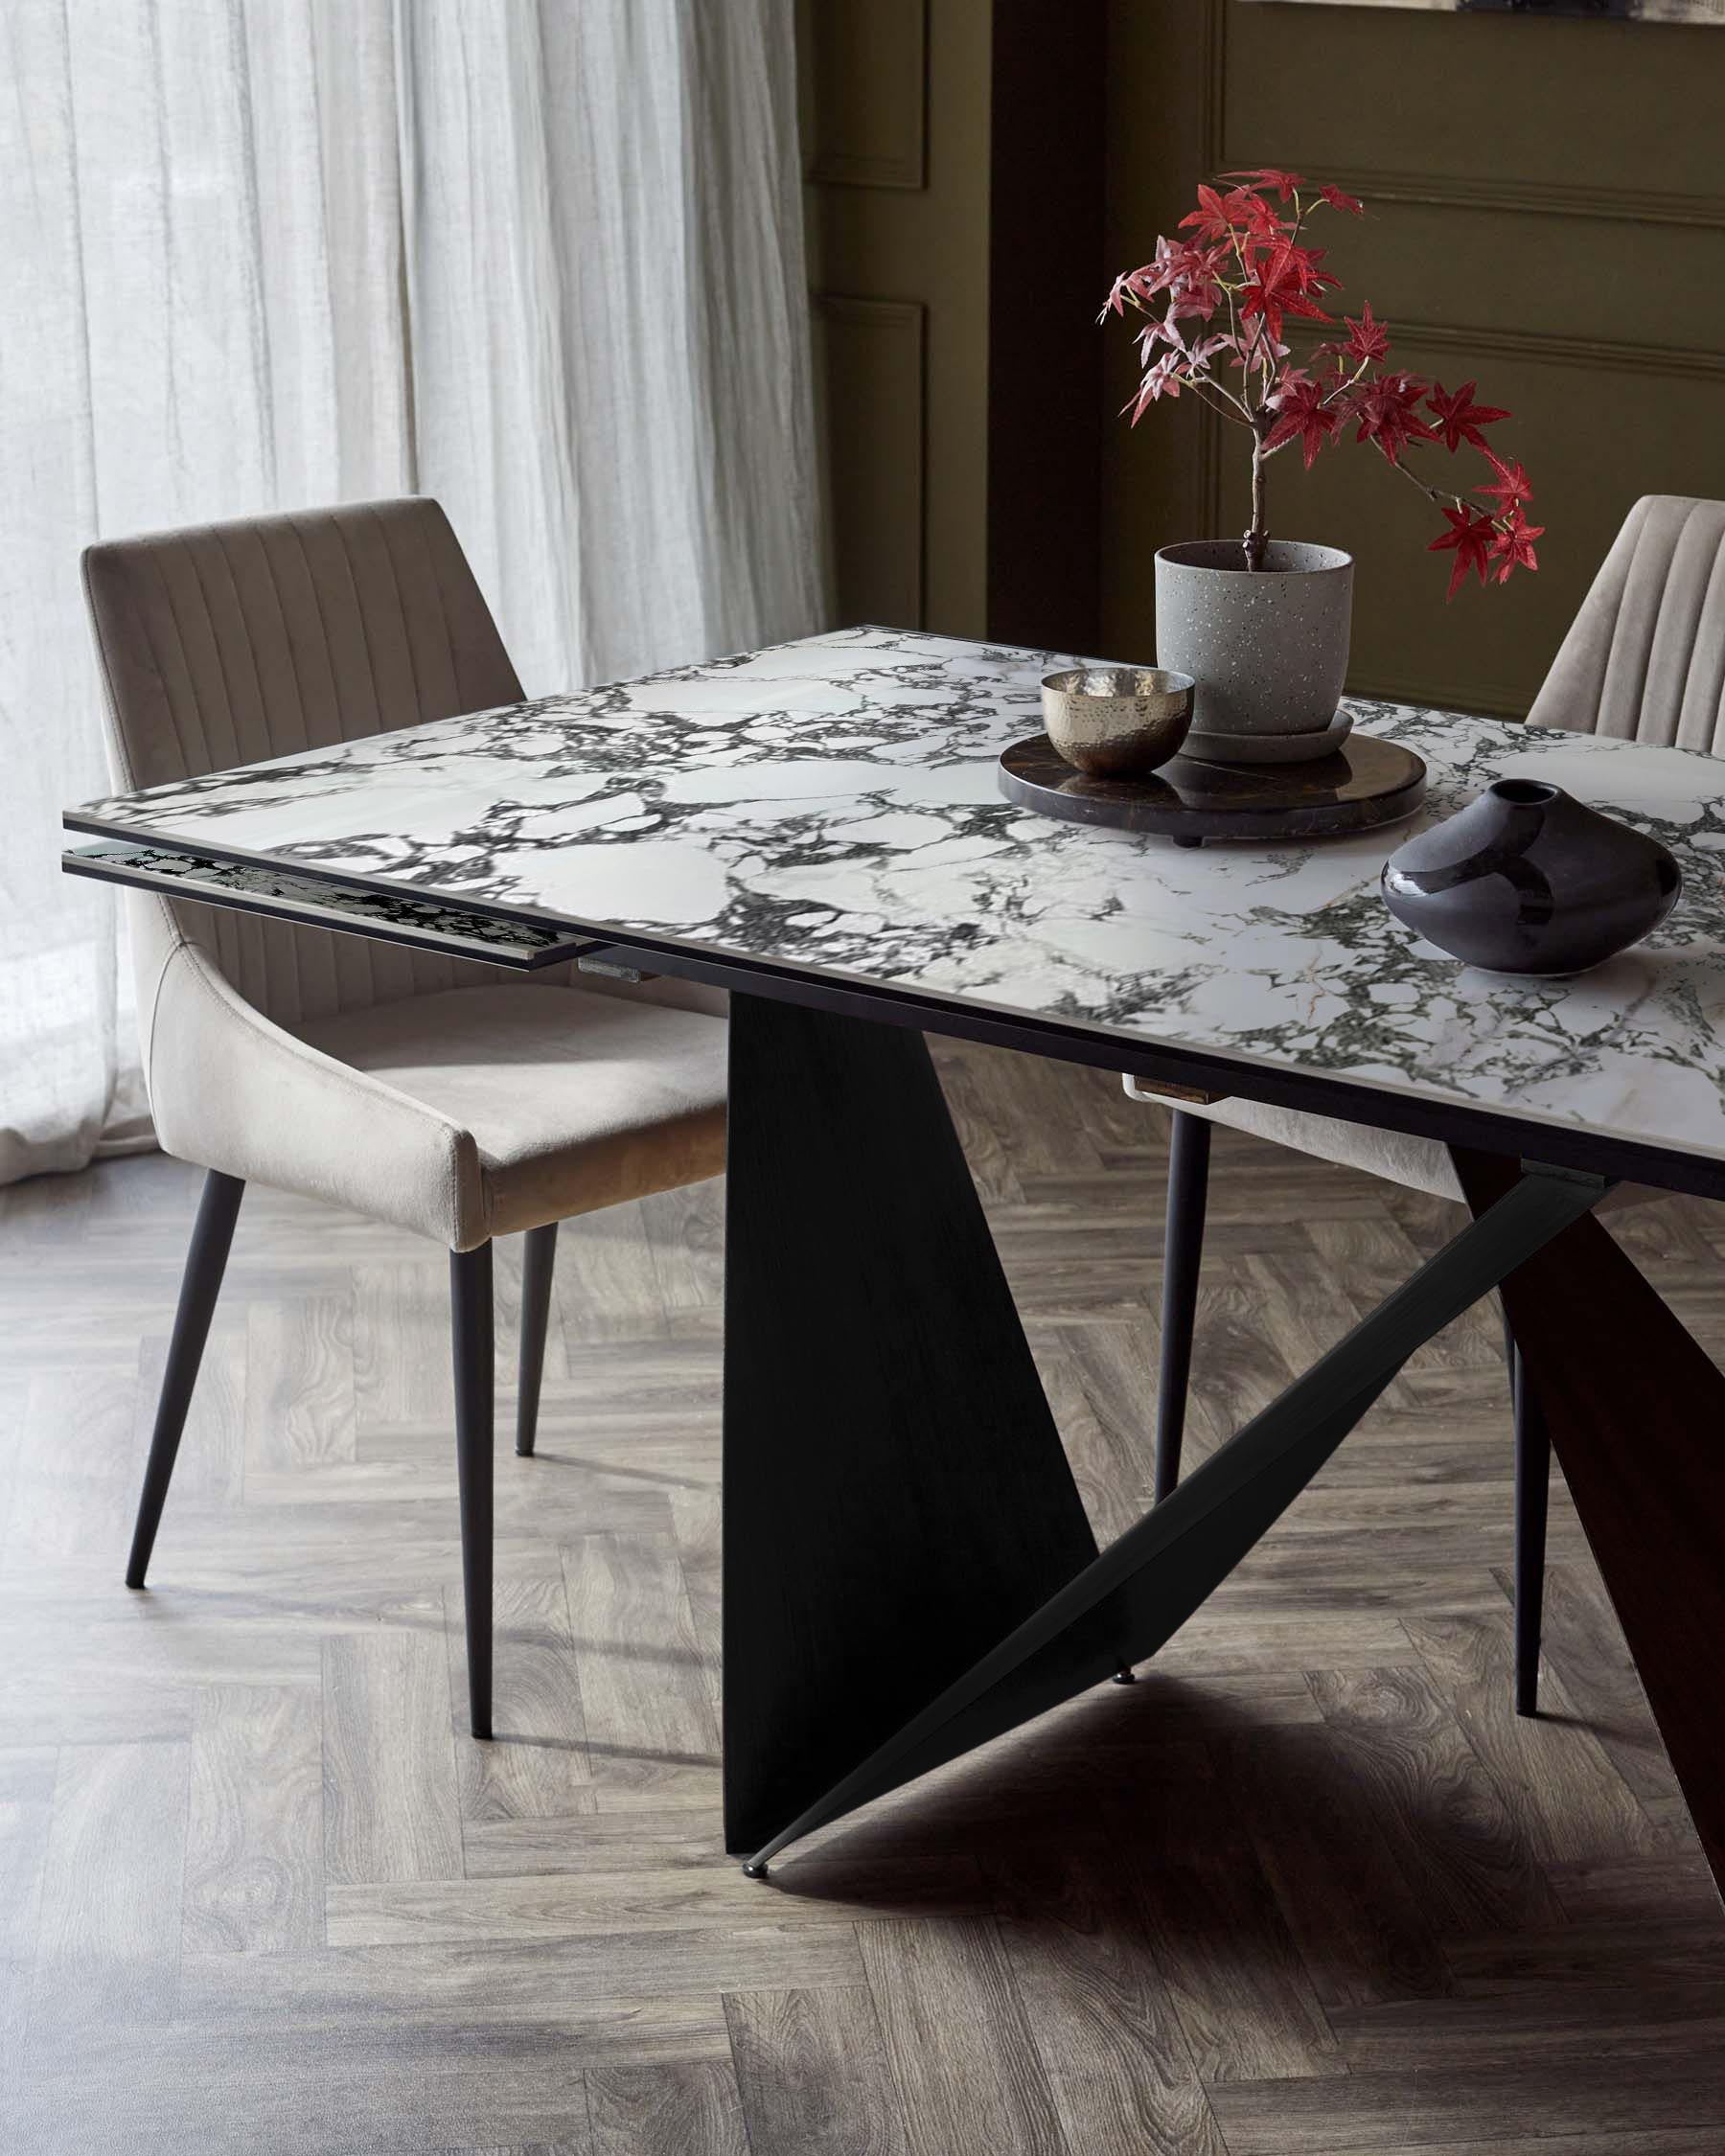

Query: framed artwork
[{"left": 1243, "top": 1, "right": 1725, "bottom": 20}]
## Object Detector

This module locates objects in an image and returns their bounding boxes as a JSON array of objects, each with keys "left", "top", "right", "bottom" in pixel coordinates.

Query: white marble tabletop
[{"left": 66, "top": 627, "right": 1725, "bottom": 1173}]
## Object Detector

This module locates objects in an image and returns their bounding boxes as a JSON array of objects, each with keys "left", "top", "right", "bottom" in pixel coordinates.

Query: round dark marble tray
[{"left": 998, "top": 732, "right": 1428, "bottom": 847}]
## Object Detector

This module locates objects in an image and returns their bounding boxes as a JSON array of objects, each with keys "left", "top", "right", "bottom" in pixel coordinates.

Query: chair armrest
[{"left": 146, "top": 934, "right": 487, "bottom": 1250}]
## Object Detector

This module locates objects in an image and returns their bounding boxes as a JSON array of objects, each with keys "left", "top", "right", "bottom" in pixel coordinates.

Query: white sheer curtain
[{"left": 0, "top": 0, "right": 821, "bottom": 1184}]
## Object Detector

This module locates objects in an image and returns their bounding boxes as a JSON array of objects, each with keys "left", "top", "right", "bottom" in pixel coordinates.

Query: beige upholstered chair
[
  {"left": 1139, "top": 494, "right": 1725, "bottom": 1715},
  {"left": 83, "top": 498, "right": 729, "bottom": 1738}
]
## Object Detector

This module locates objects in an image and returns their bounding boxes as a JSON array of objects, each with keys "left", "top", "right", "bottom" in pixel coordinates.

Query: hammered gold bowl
[{"left": 1041, "top": 666, "right": 1197, "bottom": 778}]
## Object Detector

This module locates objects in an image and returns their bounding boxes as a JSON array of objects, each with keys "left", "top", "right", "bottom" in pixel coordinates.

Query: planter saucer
[
  {"left": 998, "top": 731, "right": 1426, "bottom": 847},
  {"left": 1183, "top": 705, "right": 1353, "bottom": 767}
]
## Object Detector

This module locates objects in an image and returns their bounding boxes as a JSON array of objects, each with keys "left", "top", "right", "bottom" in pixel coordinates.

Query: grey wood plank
[
  {"left": 448, "top": 1575, "right": 592, "bottom": 1821},
  {"left": 323, "top": 1628, "right": 463, "bottom": 1885},
  {"left": 724, "top": 1984, "right": 911, "bottom": 2156},
  {"left": 460, "top": 1806, "right": 733, "bottom": 1878},
  {"left": 554, "top": 1205, "right": 672, "bottom": 1348},
  {"left": 857, "top": 1916, "right": 1066, "bottom": 2156},
  {"left": 564, "top": 1532, "right": 721, "bottom": 1803},
  {"left": 353, "top": 1261, "right": 453, "bottom": 1429},
  {"left": 5, "top": 1367, "right": 139, "bottom": 1563},
  {"left": 175, "top": 1926, "right": 865, "bottom": 2029},
  {"left": 1184, "top": 1271, "right": 1301, "bottom": 1457},
  {"left": 1530, "top": 1559, "right": 1686, "bottom": 1813},
  {"left": 183, "top": 1683, "right": 323, "bottom": 1952},
  {"left": 1548, "top": 1850, "right": 1720, "bottom": 1928},
  {"left": 1126, "top": 1770, "right": 1346, "bottom": 2083},
  {"left": 928, "top": 1041, "right": 1026, "bottom": 1203},
  {"left": 1404, "top": 1609, "right": 1659, "bottom": 1865},
  {"left": 242, "top": 1291, "right": 356, "bottom": 1475},
  {"left": 639, "top": 1177, "right": 725, "bottom": 1328},
  {"left": 137, "top": 1310, "right": 248, "bottom": 1506},
  {"left": 1329, "top": 1978, "right": 1725, "bottom": 2071},
  {"left": 1307, "top": 1663, "right": 1566, "bottom": 1938},
  {"left": 586, "top": 2059, "right": 747, "bottom": 2156},
  {"left": 29, "top": 1739, "right": 189, "bottom": 2027},
  {"left": 0, "top": 1749, "right": 56, "bottom": 2082},
  {"left": 668, "top": 1488, "right": 722, "bottom": 1690},
  {"left": 989, "top": 1839, "right": 1227, "bottom": 2156},
  {"left": 5, "top": 2018, "right": 703, "bottom": 2156},
  {"left": 1208, "top": 2051, "right": 1725, "bottom": 2153},
  {"left": 1224, "top": 1722, "right": 1454, "bottom": 2011},
  {"left": 327, "top": 1851, "right": 986, "bottom": 1947},
  {"left": 1442, "top": 1914, "right": 1725, "bottom": 1994}
]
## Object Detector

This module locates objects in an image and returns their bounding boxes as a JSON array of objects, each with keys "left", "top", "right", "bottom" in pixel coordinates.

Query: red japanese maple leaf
[
  {"left": 1181, "top": 183, "right": 1283, "bottom": 249},
  {"left": 1125, "top": 352, "right": 1189, "bottom": 423},
  {"left": 1179, "top": 184, "right": 1248, "bottom": 242},
  {"left": 1350, "top": 371, "right": 1436, "bottom": 460},
  {"left": 1429, "top": 505, "right": 1499, "bottom": 602},
  {"left": 1264, "top": 374, "right": 1342, "bottom": 469},
  {"left": 1223, "top": 166, "right": 1305, "bottom": 202},
  {"left": 1099, "top": 239, "right": 1230, "bottom": 324},
  {"left": 1479, "top": 456, "right": 1534, "bottom": 512},
  {"left": 1425, "top": 379, "right": 1510, "bottom": 454},
  {"left": 1489, "top": 504, "right": 1544, "bottom": 584},
  {"left": 1340, "top": 301, "right": 1390, "bottom": 366},
  {"left": 1240, "top": 238, "right": 1337, "bottom": 345},
  {"left": 1315, "top": 180, "right": 1365, "bottom": 216}
]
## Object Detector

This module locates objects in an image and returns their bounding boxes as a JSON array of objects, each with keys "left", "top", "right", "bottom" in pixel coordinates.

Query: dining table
[{"left": 61, "top": 624, "right": 1725, "bottom": 1893}]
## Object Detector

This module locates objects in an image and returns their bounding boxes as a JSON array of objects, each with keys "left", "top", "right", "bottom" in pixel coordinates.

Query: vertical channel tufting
[
  {"left": 1598, "top": 505, "right": 1679, "bottom": 744},
  {"left": 1688, "top": 536, "right": 1725, "bottom": 757},
  {"left": 207, "top": 525, "right": 283, "bottom": 770},
  {"left": 140, "top": 547, "right": 218, "bottom": 785},
  {"left": 1529, "top": 498, "right": 1725, "bottom": 758},
  {"left": 83, "top": 498, "right": 535, "bottom": 1031},
  {"left": 1655, "top": 509, "right": 1714, "bottom": 754}
]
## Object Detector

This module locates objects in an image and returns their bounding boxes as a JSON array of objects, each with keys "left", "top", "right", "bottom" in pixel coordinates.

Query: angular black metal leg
[
  {"left": 726, "top": 1041, "right": 1606, "bottom": 1872},
  {"left": 1498, "top": 1308, "right": 1551, "bottom": 1717},
  {"left": 450, "top": 1243, "right": 495, "bottom": 1740},
  {"left": 1511, "top": 1341, "right": 1552, "bottom": 1719},
  {"left": 517, "top": 1223, "right": 557, "bottom": 1457},
  {"left": 126, "top": 1169, "right": 244, "bottom": 1589},
  {"left": 722, "top": 997, "right": 1102, "bottom": 1859},
  {"left": 1155, "top": 1110, "right": 1210, "bottom": 1503}
]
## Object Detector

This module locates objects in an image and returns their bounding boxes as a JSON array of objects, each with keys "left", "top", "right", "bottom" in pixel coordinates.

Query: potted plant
[{"left": 1104, "top": 170, "right": 1540, "bottom": 762}]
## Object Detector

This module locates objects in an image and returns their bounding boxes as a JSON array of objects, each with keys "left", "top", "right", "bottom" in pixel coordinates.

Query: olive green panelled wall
[
  {"left": 798, "top": 0, "right": 993, "bottom": 639},
  {"left": 1102, "top": 0, "right": 1725, "bottom": 718}
]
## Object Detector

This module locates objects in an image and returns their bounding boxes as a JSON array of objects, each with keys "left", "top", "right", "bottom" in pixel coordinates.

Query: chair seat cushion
[
  {"left": 297, "top": 983, "right": 727, "bottom": 1242},
  {"left": 1123, "top": 1078, "right": 1649, "bottom": 1212}
]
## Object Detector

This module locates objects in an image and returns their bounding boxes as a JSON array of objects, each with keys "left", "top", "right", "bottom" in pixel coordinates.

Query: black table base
[
  {"left": 1457, "top": 1148, "right": 1725, "bottom": 1892},
  {"left": 722, "top": 994, "right": 1609, "bottom": 1876}
]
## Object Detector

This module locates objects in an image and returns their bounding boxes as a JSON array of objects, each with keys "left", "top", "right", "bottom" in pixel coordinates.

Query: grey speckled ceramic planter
[{"left": 1154, "top": 539, "right": 1354, "bottom": 761}]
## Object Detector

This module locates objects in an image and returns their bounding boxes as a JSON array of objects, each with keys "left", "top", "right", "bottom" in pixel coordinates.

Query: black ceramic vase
[{"left": 1381, "top": 777, "right": 1682, "bottom": 977}]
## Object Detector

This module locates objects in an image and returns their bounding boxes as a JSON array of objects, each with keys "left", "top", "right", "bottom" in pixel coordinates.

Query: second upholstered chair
[
  {"left": 83, "top": 497, "right": 729, "bottom": 1738},
  {"left": 1137, "top": 494, "right": 1725, "bottom": 1715}
]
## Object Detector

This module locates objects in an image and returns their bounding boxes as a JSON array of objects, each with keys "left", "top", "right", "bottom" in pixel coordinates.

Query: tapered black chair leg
[
  {"left": 126, "top": 1169, "right": 245, "bottom": 1589},
  {"left": 1155, "top": 1111, "right": 1211, "bottom": 1504},
  {"left": 1511, "top": 1338, "right": 1552, "bottom": 1718},
  {"left": 517, "top": 1223, "right": 557, "bottom": 1457},
  {"left": 450, "top": 1242, "right": 495, "bottom": 1740}
]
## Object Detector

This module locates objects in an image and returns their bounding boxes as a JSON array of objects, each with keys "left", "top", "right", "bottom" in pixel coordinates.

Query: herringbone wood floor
[{"left": 2, "top": 1040, "right": 1722, "bottom": 2155}]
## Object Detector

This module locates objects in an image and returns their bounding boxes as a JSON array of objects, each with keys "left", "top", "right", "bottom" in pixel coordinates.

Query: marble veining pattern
[{"left": 66, "top": 627, "right": 1725, "bottom": 1166}]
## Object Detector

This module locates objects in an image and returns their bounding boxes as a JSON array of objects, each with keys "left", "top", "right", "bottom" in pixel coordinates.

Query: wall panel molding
[
  {"left": 1275, "top": 164, "right": 1725, "bottom": 235},
  {"left": 1290, "top": 315, "right": 1725, "bottom": 383},
  {"left": 806, "top": 0, "right": 928, "bottom": 190},
  {"left": 813, "top": 296, "right": 926, "bottom": 631}
]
